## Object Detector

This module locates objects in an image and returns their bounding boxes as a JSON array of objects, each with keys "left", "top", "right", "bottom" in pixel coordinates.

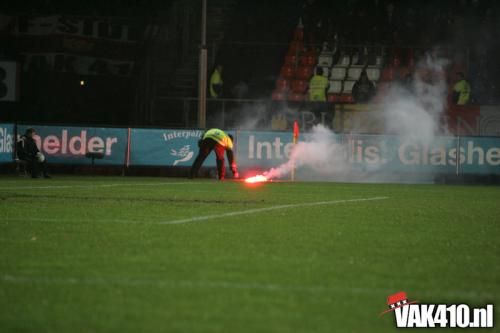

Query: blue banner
[
  {"left": 130, "top": 128, "right": 237, "bottom": 167},
  {"left": 0, "top": 123, "right": 15, "bottom": 163},
  {"left": 236, "top": 131, "right": 500, "bottom": 175},
  {"left": 16, "top": 125, "right": 128, "bottom": 165}
]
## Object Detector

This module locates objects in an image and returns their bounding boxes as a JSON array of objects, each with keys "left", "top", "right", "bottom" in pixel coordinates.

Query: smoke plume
[{"left": 262, "top": 52, "right": 451, "bottom": 181}]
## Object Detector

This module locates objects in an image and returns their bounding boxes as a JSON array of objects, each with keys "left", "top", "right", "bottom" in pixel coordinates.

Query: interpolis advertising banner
[
  {"left": 129, "top": 129, "right": 235, "bottom": 167},
  {"left": 129, "top": 128, "right": 209, "bottom": 167},
  {"left": 16, "top": 125, "right": 127, "bottom": 165},
  {"left": 2, "top": 124, "right": 500, "bottom": 175},
  {"left": 236, "top": 131, "right": 500, "bottom": 175}
]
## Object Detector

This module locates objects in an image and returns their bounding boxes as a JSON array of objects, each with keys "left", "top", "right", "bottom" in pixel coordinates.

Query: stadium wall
[{"left": 1, "top": 123, "right": 500, "bottom": 176}]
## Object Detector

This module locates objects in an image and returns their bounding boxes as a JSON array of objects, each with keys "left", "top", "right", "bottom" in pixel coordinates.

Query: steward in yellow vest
[{"left": 190, "top": 128, "right": 238, "bottom": 180}]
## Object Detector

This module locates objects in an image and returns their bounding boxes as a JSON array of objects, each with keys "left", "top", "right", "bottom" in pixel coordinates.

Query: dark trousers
[
  {"left": 25, "top": 158, "right": 48, "bottom": 178},
  {"left": 190, "top": 138, "right": 226, "bottom": 179}
]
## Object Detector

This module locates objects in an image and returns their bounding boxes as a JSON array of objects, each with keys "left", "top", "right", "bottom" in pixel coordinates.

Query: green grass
[{"left": 0, "top": 176, "right": 499, "bottom": 333}]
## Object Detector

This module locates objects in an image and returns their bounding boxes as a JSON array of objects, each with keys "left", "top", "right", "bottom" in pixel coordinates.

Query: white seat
[
  {"left": 347, "top": 67, "right": 363, "bottom": 80},
  {"left": 330, "top": 67, "right": 346, "bottom": 80},
  {"left": 375, "top": 56, "right": 383, "bottom": 67},
  {"left": 366, "top": 67, "right": 381, "bottom": 81},
  {"left": 351, "top": 53, "right": 359, "bottom": 66},
  {"left": 319, "top": 66, "right": 329, "bottom": 78},
  {"left": 328, "top": 80, "right": 342, "bottom": 94},
  {"left": 342, "top": 80, "right": 356, "bottom": 94},
  {"left": 317, "top": 54, "right": 333, "bottom": 67},
  {"left": 336, "top": 55, "right": 350, "bottom": 67}
]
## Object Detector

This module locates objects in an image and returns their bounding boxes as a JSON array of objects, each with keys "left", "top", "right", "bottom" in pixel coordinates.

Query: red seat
[
  {"left": 275, "top": 77, "right": 290, "bottom": 92},
  {"left": 327, "top": 93, "right": 340, "bottom": 103},
  {"left": 288, "top": 93, "right": 305, "bottom": 102},
  {"left": 380, "top": 68, "right": 394, "bottom": 81},
  {"left": 290, "top": 79, "right": 308, "bottom": 93},
  {"left": 285, "top": 54, "right": 298, "bottom": 65},
  {"left": 271, "top": 90, "right": 286, "bottom": 101},
  {"left": 288, "top": 41, "right": 304, "bottom": 54},
  {"left": 280, "top": 65, "right": 295, "bottom": 79},
  {"left": 293, "top": 27, "right": 304, "bottom": 41},
  {"left": 299, "top": 55, "right": 316, "bottom": 66},
  {"left": 296, "top": 66, "right": 314, "bottom": 80},
  {"left": 339, "top": 94, "right": 354, "bottom": 103}
]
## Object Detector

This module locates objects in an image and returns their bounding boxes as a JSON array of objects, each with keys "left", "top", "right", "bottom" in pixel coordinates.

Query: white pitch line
[
  {"left": 0, "top": 182, "right": 196, "bottom": 191},
  {"left": 161, "top": 197, "right": 389, "bottom": 225},
  {"left": 0, "top": 274, "right": 494, "bottom": 300}
]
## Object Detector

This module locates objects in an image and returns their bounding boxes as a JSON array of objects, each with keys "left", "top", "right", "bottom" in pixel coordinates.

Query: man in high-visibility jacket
[
  {"left": 453, "top": 72, "right": 470, "bottom": 106},
  {"left": 190, "top": 128, "right": 239, "bottom": 180},
  {"left": 308, "top": 67, "right": 329, "bottom": 101},
  {"left": 210, "top": 65, "right": 223, "bottom": 98}
]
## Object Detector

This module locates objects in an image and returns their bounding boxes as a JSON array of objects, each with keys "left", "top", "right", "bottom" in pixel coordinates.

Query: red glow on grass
[{"left": 244, "top": 175, "right": 268, "bottom": 184}]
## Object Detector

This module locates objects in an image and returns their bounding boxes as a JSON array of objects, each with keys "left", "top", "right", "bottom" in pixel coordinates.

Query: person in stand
[
  {"left": 209, "top": 64, "right": 224, "bottom": 98},
  {"left": 17, "top": 128, "right": 50, "bottom": 179},
  {"left": 453, "top": 72, "right": 471, "bottom": 106},
  {"left": 308, "top": 67, "right": 329, "bottom": 101},
  {"left": 190, "top": 128, "right": 239, "bottom": 180},
  {"left": 352, "top": 70, "right": 376, "bottom": 103}
]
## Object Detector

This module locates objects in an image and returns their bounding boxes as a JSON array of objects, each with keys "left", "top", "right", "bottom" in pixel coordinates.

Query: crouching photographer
[{"left": 17, "top": 128, "right": 51, "bottom": 179}]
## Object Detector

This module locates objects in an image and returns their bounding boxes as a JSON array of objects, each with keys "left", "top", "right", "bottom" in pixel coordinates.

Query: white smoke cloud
[{"left": 260, "top": 51, "right": 451, "bottom": 181}]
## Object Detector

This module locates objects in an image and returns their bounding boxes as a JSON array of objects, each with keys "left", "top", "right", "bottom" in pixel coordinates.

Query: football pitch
[{"left": 0, "top": 176, "right": 499, "bottom": 332}]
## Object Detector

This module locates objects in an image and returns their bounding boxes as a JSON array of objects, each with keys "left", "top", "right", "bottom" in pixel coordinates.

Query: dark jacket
[{"left": 17, "top": 135, "right": 39, "bottom": 160}]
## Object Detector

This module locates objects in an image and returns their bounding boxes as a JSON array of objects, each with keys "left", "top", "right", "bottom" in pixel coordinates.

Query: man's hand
[{"left": 231, "top": 163, "right": 239, "bottom": 178}]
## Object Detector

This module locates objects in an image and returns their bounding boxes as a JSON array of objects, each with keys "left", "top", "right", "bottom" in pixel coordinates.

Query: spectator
[
  {"left": 352, "top": 71, "right": 376, "bottom": 103},
  {"left": 453, "top": 72, "right": 471, "bottom": 105},
  {"left": 209, "top": 64, "right": 223, "bottom": 98},
  {"left": 308, "top": 67, "right": 329, "bottom": 101},
  {"left": 17, "top": 128, "right": 50, "bottom": 179}
]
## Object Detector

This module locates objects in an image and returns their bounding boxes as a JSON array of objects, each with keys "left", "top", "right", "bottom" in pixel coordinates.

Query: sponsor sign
[
  {"left": 16, "top": 125, "right": 127, "bottom": 165},
  {"left": 0, "top": 123, "right": 14, "bottom": 163}
]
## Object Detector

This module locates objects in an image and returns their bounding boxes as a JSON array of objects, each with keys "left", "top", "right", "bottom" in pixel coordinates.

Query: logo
[
  {"left": 170, "top": 145, "right": 194, "bottom": 166},
  {"left": 381, "top": 292, "right": 494, "bottom": 328}
]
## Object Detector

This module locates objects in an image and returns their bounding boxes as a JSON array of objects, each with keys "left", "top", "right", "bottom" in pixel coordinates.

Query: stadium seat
[
  {"left": 293, "top": 27, "right": 304, "bottom": 41},
  {"left": 339, "top": 94, "right": 354, "bottom": 103},
  {"left": 317, "top": 54, "right": 333, "bottom": 67},
  {"left": 330, "top": 67, "right": 346, "bottom": 80},
  {"left": 285, "top": 54, "right": 298, "bottom": 65},
  {"left": 271, "top": 90, "right": 286, "bottom": 101},
  {"left": 380, "top": 68, "right": 394, "bottom": 81},
  {"left": 275, "top": 77, "right": 290, "bottom": 92},
  {"left": 288, "top": 92, "right": 306, "bottom": 102},
  {"left": 296, "top": 66, "right": 314, "bottom": 80},
  {"left": 375, "top": 56, "right": 383, "bottom": 67},
  {"left": 288, "top": 41, "right": 304, "bottom": 54},
  {"left": 328, "top": 80, "right": 342, "bottom": 94},
  {"left": 280, "top": 65, "right": 295, "bottom": 79},
  {"left": 327, "top": 93, "right": 340, "bottom": 103},
  {"left": 319, "top": 66, "right": 329, "bottom": 78},
  {"left": 290, "top": 79, "right": 308, "bottom": 93},
  {"left": 366, "top": 67, "right": 381, "bottom": 81},
  {"left": 342, "top": 80, "right": 356, "bottom": 94},
  {"left": 336, "top": 55, "right": 350, "bottom": 67},
  {"left": 351, "top": 52, "right": 359, "bottom": 66},
  {"left": 347, "top": 67, "right": 363, "bottom": 80},
  {"left": 299, "top": 54, "right": 316, "bottom": 66}
]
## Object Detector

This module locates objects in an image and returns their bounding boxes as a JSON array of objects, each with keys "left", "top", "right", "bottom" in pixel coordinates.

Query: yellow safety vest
[
  {"left": 309, "top": 75, "right": 329, "bottom": 101},
  {"left": 210, "top": 69, "right": 223, "bottom": 98},
  {"left": 203, "top": 128, "right": 233, "bottom": 149},
  {"left": 453, "top": 79, "right": 470, "bottom": 105}
]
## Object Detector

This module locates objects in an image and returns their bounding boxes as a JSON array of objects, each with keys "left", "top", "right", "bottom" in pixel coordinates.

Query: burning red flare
[{"left": 244, "top": 175, "right": 268, "bottom": 184}]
